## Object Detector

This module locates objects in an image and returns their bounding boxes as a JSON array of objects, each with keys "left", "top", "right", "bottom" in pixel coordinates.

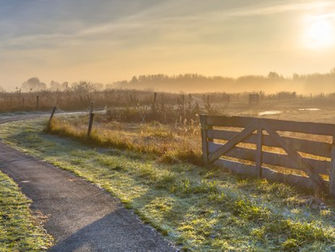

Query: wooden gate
[{"left": 200, "top": 115, "right": 335, "bottom": 195}]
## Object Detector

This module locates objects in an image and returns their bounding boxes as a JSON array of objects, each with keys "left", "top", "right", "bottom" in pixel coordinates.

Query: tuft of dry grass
[{"left": 46, "top": 117, "right": 204, "bottom": 166}]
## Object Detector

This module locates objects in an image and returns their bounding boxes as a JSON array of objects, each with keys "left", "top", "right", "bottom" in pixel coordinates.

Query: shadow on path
[{"left": 50, "top": 209, "right": 170, "bottom": 252}]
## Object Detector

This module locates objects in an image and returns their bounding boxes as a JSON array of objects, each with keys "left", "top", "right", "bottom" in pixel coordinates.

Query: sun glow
[{"left": 305, "top": 16, "right": 335, "bottom": 49}]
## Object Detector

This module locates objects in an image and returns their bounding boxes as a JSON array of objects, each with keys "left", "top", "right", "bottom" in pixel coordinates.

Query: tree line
[{"left": 2, "top": 68, "right": 335, "bottom": 94}]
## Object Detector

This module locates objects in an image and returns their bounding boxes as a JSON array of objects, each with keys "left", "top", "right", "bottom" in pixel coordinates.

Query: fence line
[{"left": 47, "top": 106, "right": 96, "bottom": 137}]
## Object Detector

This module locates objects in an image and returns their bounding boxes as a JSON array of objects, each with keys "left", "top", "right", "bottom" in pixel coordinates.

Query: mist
[{"left": 7, "top": 69, "right": 335, "bottom": 95}]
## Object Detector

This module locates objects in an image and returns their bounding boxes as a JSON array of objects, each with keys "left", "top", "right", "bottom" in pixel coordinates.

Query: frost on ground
[
  {"left": 0, "top": 119, "right": 335, "bottom": 251},
  {"left": 0, "top": 169, "right": 53, "bottom": 251}
]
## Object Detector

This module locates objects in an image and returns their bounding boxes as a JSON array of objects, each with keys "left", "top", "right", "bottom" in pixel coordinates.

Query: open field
[
  {"left": 46, "top": 103, "right": 335, "bottom": 178},
  {"left": 1, "top": 88, "right": 335, "bottom": 115},
  {"left": 1, "top": 118, "right": 335, "bottom": 251},
  {"left": 2, "top": 93, "right": 335, "bottom": 251},
  {"left": 0, "top": 170, "right": 52, "bottom": 251},
  {"left": 47, "top": 114, "right": 202, "bottom": 165}
]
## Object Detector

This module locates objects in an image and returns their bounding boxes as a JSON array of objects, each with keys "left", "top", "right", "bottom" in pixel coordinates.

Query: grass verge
[
  {"left": 1, "top": 118, "right": 335, "bottom": 251},
  {"left": 0, "top": 170, "right": 53, "bottom": 251}
]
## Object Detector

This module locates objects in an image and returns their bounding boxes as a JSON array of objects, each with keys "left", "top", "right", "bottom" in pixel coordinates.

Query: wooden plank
[
  {"left": 256, "top": 127, "right": 263, "bottom": 178},
  {"left": 207, "top": 125, "right": 214, "bottom": 142},
  {"left": 262, "top": 117, "right": 335, "bottom": 136},
  {"left": 263, "top": 122, "right": 327, "bottom": 193},
  {"left": 215, "top": 159, "right": 327, "bottom": 190},
  {"left": 207, "top": 129, "right": 240, "bottom": 140},
  {"left": 208, "top": 143, "right": 329, "bottom": 175},
  {"left": 207, "top": 129, "right": 332, "bottom": 158},
  {"left": 329, "top": 141, "right": 335, "bottom": 197},
  {"left": 200, "top": 115, "right": 209, "bottom": 164},
  {"left": 208, "top": 122, "right": 256, "bottom": 163},
  {"left": 214, "top": 159, "right": 323, "bottom": 189},
  {"left": 204, "top": 115, "right": 335, "bottom": 136},
  {"left": 214, "top": 159, "right": 258, "bottom": 177},
  {"left": 205, "top": 115, "right": 256, "bottom": 128},
  {"left": 262, "top": 167, "right": 316, "bottom": 190},
  {"left": 209, "top": 143, "right": 255, "bottom": 161}
]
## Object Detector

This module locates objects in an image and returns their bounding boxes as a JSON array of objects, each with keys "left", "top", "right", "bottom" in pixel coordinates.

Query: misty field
[
  {"left": 2, "top": 89, "right": 335, "bottom": 250},
  {"left": 47, "top": 99, "right": 335, "bottom": 178},
  {"left": 2, "top": 83, "right": 335, "bottom": 115},
  {"left": 0, "top": 114, "right": 335, "bottom": 250}
]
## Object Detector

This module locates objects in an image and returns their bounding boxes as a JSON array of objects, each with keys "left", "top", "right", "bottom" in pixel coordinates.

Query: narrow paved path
[{"left": 0, "top": 116, "right": 175, "bottom": 251}]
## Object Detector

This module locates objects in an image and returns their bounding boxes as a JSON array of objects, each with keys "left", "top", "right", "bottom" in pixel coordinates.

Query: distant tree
[
  {"left": 22, "top": 77, "right": 46, "bottom": 92},
  {"left": 71, "top": 81, "right": 95, "bottom": 93},
  {"left": 92, "top": 83, "right": 104, "bottom": 91},
  {"left": 49, "top": 80, "right": 61, "bottom": 91},
  {"left": 293, "top": 73, "right": 300, "bottom": 80},
  {"left": 61, "top": 82, "right": 69, "bottom": 90},
  {"left": 105, "top": 83, "right": 116, "bottom": 90},
  {"left": 268, "top": 72, "right": 281, "bottom": 80},
  {"left": 237, "top": 75, "right": 266, "bottom": 83},
  {"left": 0, "top": 85, "right": 4, "bottom": 93},
  {"left": 71, "top": 81, "right": 96, "bottom": 106},
  {"left": 48, "top": 80, "right": 70, "bottom": 91},
  {"left": 111, "top": 70, "right": 335, "bottom": 93},
  {"left": 131, "top": 76, "right": 138, "bottom": 83}
]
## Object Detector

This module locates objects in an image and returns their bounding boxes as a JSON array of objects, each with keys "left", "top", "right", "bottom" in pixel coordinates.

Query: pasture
[
  {"left": 2, "top": 90, "right": 335, "bottom": 251},
  {"left": 1, "top": 118, "right": 335, "bottom": 250}
]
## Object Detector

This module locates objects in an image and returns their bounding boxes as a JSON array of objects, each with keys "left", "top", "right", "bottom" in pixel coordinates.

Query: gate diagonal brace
[
  {"left": 263, "top": 121, "right": 327, "bottom": 193},
  {"left": 208, "top": 121, "right": 257, "bottom": 163}
]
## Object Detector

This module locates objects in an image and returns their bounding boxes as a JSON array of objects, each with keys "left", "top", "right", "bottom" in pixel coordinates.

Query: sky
[{"left": 1, "top": 0, "right": 335, "bottom": 90}]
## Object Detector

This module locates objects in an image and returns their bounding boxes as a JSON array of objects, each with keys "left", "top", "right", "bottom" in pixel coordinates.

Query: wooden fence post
[
  {"left": 36, "top": 95, "right": 39, "bottom": 110},
  {"left": 89, "top": 102, "right": 94, "bottom": 114},
  {"left": 200, "top": 115, "right": 209, "bottom": 165},
  {"left": 87, "top": 110, "right": 95, "bottom": 137},
  {"left": 48, "top": 107, "right": 56, "bottom": 127},
  {"left": 329, "top": 136, "right": 335, "bottom": 197},
  {"left": 152, "top": 92, "right": 157, "bottom": 115},
  {"left": 256, "top": 119, "right": 263, "bottom": 178},
  {"left": 182, "top": 94, "right": 185, "bottom": 120}
]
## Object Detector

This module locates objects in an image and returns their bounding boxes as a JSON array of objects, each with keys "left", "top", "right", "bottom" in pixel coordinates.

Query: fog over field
[
  {"left": 112, "top": 70, "right": 335, "bottom": 93},
  {"left": 3, "top": 69, "right": 335, "bottom": 94}
]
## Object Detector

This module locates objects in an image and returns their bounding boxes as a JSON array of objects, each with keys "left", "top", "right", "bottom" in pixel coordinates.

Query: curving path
[{"left": 0, "top": 114, "right": 175, "bottom": 251}]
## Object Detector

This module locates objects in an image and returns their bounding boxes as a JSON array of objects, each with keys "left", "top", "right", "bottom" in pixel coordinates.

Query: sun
[{"left": 305, "top": 17, "right": 334, "bottom": 49}]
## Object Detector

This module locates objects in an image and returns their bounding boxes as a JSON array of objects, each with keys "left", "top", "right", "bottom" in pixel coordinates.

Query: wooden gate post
[
  {"left": 329, "top": 137, "right": 335, "bottom": 197},
  {"left": 36, "top": 95, "right": 40, "bottom": 110},
  {"left": 256, "top": 119, "right": 263, "bottom": 178},
  {"left": 200, "top": 115, "right": 209, "bottom": 165}
]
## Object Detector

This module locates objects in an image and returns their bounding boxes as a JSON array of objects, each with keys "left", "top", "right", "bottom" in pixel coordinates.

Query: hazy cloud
[
  {"left": 3, "top": 0, "right": 335, "bottom": 50},
  {"left": 1, "top": 0, "right": 335, "bottom": 89}
]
